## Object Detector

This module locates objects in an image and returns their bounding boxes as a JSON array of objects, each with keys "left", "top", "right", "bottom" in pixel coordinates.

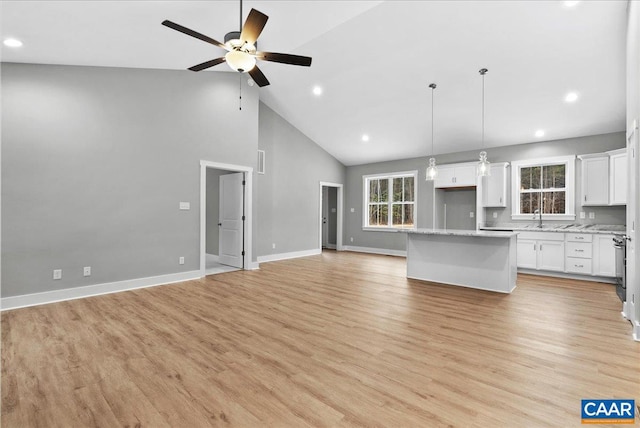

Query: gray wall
[
  {"left": 1, "top": 63, "right": 259, "bottom": 297},
  {"left": 205, "top": 168, "right": 235, "bottom": 255},
  {"left": 257, "top": 103, "right": 345, "bottom": 257},
  {"left": 345, "top": 132, "right": 626, "bottom": 252}
]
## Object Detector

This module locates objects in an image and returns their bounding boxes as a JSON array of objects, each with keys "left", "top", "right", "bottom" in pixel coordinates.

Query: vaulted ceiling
[{"left": 1, "top": 1, "right": 627, "bottom": 165}]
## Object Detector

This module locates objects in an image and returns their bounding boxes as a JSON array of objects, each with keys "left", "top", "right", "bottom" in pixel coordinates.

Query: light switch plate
[
  {"left": 492, "top": 212, "right": 498, "bottom": 219},
  {"left": 53, "top": 269, "right": 62, "bottom": 280},
  {"left": 470, "top": 212, "right": 474, "bottom": 218},
  {"left": 350, "top": 208, "right": 355, "bottom": 213},
  {"left": 588, "top": 212, "right": 595, "bottom": 219},
  {"left": 331, "top": 208, "right": 337, "bottom": 213},
  {"left": 179, "top": 202, "right": 190, "bottom": 210},
  {"left": 580, "top": 212, "right": 586, "bottom": 219},
  {"left": 179, "top": 257, "right": 185, "bottom": 265},
  {"left": 83, "top": 266, "right": 91, "bottom": 277}
]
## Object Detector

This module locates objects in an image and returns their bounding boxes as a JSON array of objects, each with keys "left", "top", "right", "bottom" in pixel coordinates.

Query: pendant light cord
[
  {"left": 239, "top": 0, "right": 243, "bottom": 31},
  {"left": 480, "top": 68, "right": 488, "bottom": 150},
  {"left": 429, "top": 83, "right": 436, "bottom": 156}
]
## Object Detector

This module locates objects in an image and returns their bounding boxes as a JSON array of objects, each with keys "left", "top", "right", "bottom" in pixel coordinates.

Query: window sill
[
  {"left": 511, "top": 214, "right": 576, "bottom": 221},
  {"left": 362, "top": 227, "right": 416, "bottom": 233}
]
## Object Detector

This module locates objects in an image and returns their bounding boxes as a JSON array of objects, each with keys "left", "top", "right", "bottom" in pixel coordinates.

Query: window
[
  {"left": 511, "top": 156, "right": 575, "bottom": 220},
  {"left": 363, "top": 171, "right": 417, "bottom": 229}
]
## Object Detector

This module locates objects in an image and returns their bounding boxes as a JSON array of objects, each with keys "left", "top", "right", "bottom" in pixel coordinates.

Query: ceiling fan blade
[
  {"left": 162, "top": 20, "right": 228, "bottom": 50},
  {"left": 256, "top": 51, "right": 312, "bottom": 67},
  {"left": 188, "top": 57, "right": 226, "bottom": 72},
  {"left": 240, "top": 9, "right": 268, "bottom": 45},
  {"left": 248, "top": 66, "right": 270, "bottom": 87}
]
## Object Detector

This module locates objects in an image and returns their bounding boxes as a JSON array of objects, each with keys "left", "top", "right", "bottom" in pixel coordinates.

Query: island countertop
[{"left": 403, "top": 228, "right": 518, "bottom": 239}]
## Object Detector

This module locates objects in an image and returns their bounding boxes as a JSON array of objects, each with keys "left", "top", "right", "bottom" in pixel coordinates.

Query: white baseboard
[
  {"left": 342, "top": 245, "right": 407, "bottom": 257},
  {"left": 1, "top": 270, "right": 202, "bottom": 311},
  {"left": 206, "top": 253, "right": 220, "bottom": 263},
  {"left": 257, "top": 248, "right": 321, "bottom": 263}
]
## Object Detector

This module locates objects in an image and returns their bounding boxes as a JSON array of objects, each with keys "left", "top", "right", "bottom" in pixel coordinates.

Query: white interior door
[
  {"left": 626, "top": 126, "right": 638, "bottom": 325},
  {"left": 219, "top": 172, "right": 244, "bottom": 268}
]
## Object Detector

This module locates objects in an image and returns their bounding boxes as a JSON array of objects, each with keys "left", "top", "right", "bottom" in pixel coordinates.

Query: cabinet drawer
[
  {"left": 566, "top": 242, "right": 593, "bottom": 258},
  {"left": 566, "top": 233, "right": 592, "bottom": 243},
  {"left": 565, "top": 257, "right": 592, "bottom": 274}
]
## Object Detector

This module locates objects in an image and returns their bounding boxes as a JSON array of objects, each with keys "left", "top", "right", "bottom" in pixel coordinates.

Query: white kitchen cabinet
[
  {"left": 482, "top": 162, "right": 508, "bottom": 207},
  {"left": 538, "top": 240, "right": 565, "bottom": 271},
  {"left": 517, "top": 239, "right": 538, "bottom": 269},
  {"left": 517, "top": 232, "right": 565, "bottom": 272},
  {"left": 609, "top": 149, "right": 627, "bottom": 205},
  {"left": 592, "top": 234, "right": 616, "bottom": 277},
  {"left": 579, "top": 154, "right": 609, "bottom": 206},
  {"left": 434, "top": 163, "right": 477, "bottom": 188},
  {"left": 565, "top": 233, "right": 593, "bottom": 274}
]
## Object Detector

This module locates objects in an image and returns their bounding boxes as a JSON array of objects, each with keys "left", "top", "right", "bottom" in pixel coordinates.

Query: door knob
[{"left": 218, "top": 223, "right": 222, "bottom": 226}]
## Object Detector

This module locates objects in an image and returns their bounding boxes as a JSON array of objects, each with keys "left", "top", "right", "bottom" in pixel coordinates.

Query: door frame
[
  {"left": 200, "top": 160, "right": 257, "bottom": 276},
  {"left": 318, "top": 182, "right": 344, "bottom": 251}
]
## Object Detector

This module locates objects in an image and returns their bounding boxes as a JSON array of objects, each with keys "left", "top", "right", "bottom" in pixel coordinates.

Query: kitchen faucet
[{"left": 533, "top": 209, "right": 542, "bottom": 228}]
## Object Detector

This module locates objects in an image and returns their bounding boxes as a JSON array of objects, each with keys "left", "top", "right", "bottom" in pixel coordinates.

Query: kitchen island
[{"left": 405, "top": 229, "right": 518, "bottom": 293}]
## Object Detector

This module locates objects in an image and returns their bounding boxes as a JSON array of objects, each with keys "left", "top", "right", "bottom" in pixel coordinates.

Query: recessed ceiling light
[
  {"left": 564, "top": 1, "right": 580, "bottom": 7},
  {"left": 535, "top": 130, "right": 545, "bottom": 138},
  {"left": 362, "top": 134, "right": 370, "bottom": 142},
  {"left": 3, "top": 38, "right": 23, "bottom": 48},
  {"left": 565, "top": 92, "right": 578, "bottom": 103},
  {"left": 312, "top": 86, "right": 322, "bottom": 96}
]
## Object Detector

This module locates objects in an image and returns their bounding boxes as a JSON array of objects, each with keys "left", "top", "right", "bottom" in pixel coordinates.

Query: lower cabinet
[
  {"left": 516, "top": 232, "right": 565, "bottom": 272},
  {"left": 517, "top": 231, "right": 616, "bottom": 278}
]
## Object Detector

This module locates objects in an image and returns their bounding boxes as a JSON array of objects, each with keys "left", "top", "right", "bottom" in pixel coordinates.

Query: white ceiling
[{"left": 1, "top": 1, "right": 628, "bottom": 166}]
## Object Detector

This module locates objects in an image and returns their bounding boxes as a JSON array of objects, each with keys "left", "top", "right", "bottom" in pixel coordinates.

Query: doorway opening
[
  {"left": 319, "top": 182, "right": 344, "bottom": 252},
  {"left": 200, "top": 161, "right": 256, "bottom": 277}
]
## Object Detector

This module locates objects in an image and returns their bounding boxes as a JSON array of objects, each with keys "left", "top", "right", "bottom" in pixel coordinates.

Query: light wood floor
[{"left": 2, "top": 251, "right": 639, "bottom": 427}]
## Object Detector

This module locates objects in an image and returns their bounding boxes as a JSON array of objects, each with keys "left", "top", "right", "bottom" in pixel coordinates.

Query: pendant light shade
[
  {"left": 477, "top": 68, "right": 491, "bottom": 177},
  {"left": 425, "top": 83, "right": 438, "bottom": 181}
]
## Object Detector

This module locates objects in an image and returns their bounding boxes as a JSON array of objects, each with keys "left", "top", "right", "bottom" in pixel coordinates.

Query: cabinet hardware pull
[
  {"left": 584, "top": 195, "right": 587, "bottom": 201},
  {"left": 576, "top": 249, "right": 584, "bottom": 252},
  {"left": 576, "top": 264, "right": 583, "bottom": 268}
]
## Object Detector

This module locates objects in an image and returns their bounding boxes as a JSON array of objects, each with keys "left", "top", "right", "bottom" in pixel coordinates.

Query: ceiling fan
[{"left": 162, "top": 1, "right": 312, "bottom": 87}]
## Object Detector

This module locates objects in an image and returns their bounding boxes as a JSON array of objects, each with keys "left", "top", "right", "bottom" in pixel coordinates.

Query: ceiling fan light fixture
[{"left": 225, "top": 50, "right": 256, "bottom": 73}]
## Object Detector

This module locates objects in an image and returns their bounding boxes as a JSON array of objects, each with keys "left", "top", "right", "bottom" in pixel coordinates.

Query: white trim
[
  {"left": 511, "top": 155, "right": 575, "bottom": 219},
  {"left": 318, "top": 182, "right": 344, "bottom": 251},
  {"left": 257, "top": 248, "right": 321, "bottom": 263},
  {"left": 200, "top": 160, "right": 256, "bottom": 276},
  {"left": 206, "top": 253, "right": 220, "bottom": 263},
  {"left": 362, "top": 170, "right": 418, "bottom": 229},
  {"left": 362, "top": 227, "right": 408, "bottom": 232},
  {"left": 324, "top": 244, "right": 337, "bottom": 250},
  {"left": 1, "top": 270, "right": 201, "bottom": 311},
  {"left": 343, "top": 245, "right": 407, "bottom": 257}
]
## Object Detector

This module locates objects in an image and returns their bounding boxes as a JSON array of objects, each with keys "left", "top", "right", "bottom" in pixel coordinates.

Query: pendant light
[
  {"left": 477, "top": 68, "right": 491, "bottom": 177},
  {"left": 425, "top": 83, "right": 438, "bottom": 181}
]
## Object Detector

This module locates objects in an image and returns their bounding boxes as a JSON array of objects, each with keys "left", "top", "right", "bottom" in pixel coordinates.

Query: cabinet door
[
  {"left": 582, "top": 157, "right": 609, "bottom": 206},
  {"left": 610, "top": 152, "right": 627, "bottom": 205},
  {"left": 434, "top": 166, "right": 456, "bottom": 188},
  {"left": 454, "top": 164, "right": 478, "bottom": 187},
  {"left": 538, "top": 240, "right": 565, "bottom": 272},
  {"left": 483, "top": 164, "right": 507, "bottom": 207},
  {"left": 593, "top": 234, "right": 616, "bottom": 277},
  {"left": 517, "top": 239, "right": 538, "bottom": 269}
]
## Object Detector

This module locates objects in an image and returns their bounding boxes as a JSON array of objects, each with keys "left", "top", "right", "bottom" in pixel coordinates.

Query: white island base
[{"left": 406, "top": 229, "right": 518, "bottom": 293}]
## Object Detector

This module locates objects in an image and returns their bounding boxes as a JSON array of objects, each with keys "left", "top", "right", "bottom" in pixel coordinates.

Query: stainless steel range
[{"left": 613, "top": 234, "right": 628, "bottom": 302}]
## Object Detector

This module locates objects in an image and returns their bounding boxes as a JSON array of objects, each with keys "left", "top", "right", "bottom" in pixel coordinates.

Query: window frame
[
  {"left": 511, "top": 155, "right": 575, "bottom": 220},
  {"left": 362, "top": 170, "right": 418, "bottom": 231}
]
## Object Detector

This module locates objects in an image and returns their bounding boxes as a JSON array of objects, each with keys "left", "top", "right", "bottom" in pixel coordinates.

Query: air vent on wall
[{"left": 258, "top": 150, "right": 265, "bottom": 174}]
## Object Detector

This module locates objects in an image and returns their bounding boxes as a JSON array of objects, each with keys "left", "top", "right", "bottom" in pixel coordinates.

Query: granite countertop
[
  {"left": 405, "top": 228, "right": 518, "bottom": 238},
  {"left": 480, "top": 223, "right": 626, "bottom": 235}
]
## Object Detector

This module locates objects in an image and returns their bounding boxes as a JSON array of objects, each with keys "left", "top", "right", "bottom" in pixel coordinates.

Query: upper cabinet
[
  {"left": 579, "top": 154, "right": 609, "bottom": 206},
  {"left": 609, "top": 148, "right": 627, "bottom": 205},
  {"left": 434, "top": 162, "right": 477, "bottom": 188},
  {"left": 482, "top": 162, "right": 508, "bottom": 207},
  {"left": 578, "top": 149, "right": 627, "bottom": 206}
]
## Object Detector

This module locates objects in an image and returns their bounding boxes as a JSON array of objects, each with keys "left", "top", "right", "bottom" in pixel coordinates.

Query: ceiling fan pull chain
[{"left": 239, "top": 73, "right": 242, "bottom": 111}]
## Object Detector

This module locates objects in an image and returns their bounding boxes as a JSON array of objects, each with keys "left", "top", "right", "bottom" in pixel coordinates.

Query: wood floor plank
[{"left": 2, "top": 251, "right": 639, "bottom": 427}]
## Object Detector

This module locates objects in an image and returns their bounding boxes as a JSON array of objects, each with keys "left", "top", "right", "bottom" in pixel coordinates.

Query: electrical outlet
[
  {"left": 272, "top": 243, "right": 276, "bottom": 249},
  {"left": 580, "top": 212, "right": 586, "bottom": 219},
  {"left": 179, "top": 257, "right": 185, "bottom": 265},
  {"left": 492, "top": 212, "right": 498, "bottom": 219},
  {"left": 53, "top": 269, "right": 62, "bottom": 280},
  {"left": 83, "top": 266, "right": 91, "bottom": 277},
  {"left": 470, "top": 212, "right": 474, "bottom": 218},
  {"left": 350, "top": 237, "right": 354, "bottom": 242},
  {"left": 588, "top": 212, "right": 595, "bottom": 220}
]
